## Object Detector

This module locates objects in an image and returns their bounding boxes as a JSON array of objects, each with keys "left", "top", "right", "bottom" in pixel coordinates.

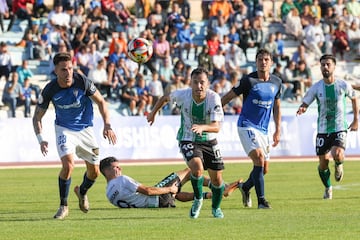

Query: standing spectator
[
  {"left": 221, "top": 49, "right": 282, "bottom": 209},
  {"left": 296, "top": 54, "right": 358, "bottom": 199},
  {"left": 32, "top": 52, "right": 117, "bottom": 219},
  {"left": 1, "top": 72, "right": 24, "bottom": 117},
  {"left": 0, "top": 41, "right": 12, "bottom": 81},
  {"left": 148, "top": 67, "right": 226, "bottom": 218}
]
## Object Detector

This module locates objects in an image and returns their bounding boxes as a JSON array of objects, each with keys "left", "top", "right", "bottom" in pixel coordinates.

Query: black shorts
[
  {"left": 155, "top": 173, "right": 180, "bottom": 208},
  {"left": 316, "top": 131, "right": 347, "bottom": 156},
  {"left": 179, "top": 139, "right": 224, "bottom": 171}
]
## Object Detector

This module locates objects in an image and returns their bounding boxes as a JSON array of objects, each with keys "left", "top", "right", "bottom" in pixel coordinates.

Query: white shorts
[
  {"left": 55, "top": 125, "right": 100, "bottom": 164},
  {"left": 237, "top": 127, "right": 270, "bottom": 161}
]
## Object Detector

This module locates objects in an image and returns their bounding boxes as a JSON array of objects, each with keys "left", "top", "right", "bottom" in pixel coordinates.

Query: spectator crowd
[{"left": 1, "top": 0, "right": 360, "bottom": 118}]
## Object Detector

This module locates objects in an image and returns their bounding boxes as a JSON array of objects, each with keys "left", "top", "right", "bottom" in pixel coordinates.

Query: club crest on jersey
[
  {"left": 73, "top": 89, "right": 78, "bottom": 98},
  {"left": 214, "top": 105, "right": 221, "bottom": 112}
]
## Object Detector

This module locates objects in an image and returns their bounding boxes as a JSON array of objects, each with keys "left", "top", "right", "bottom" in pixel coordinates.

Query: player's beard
[{"left": 322, "top": 70, "right": 330, "bottom": 78}]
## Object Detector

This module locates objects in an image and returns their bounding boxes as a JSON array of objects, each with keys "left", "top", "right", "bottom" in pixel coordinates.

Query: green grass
[{"left": 1, "top": 161, "right": 360, "bottom": 240}]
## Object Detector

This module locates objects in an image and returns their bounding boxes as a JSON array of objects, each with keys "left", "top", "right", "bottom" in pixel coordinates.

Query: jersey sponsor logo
[
  {"left": 54, "top": 96, "right": 62, "bottom": 101},
  {"left": 251, "top": 99, "right": 272, "bottom": 108},
  {"left": 57, "top": 100, "right": 81, "bottom": 109}
]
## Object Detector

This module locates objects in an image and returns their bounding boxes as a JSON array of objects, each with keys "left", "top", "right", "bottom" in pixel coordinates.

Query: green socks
[
  {"left": 191, "top": 175, "right": 204, "bottom": 200},
  {"left": 211, "top": 182, "right": 225, "bottom": 209},
  {"left": 318, "top": 166, "right": 331, "bottom": 188}
]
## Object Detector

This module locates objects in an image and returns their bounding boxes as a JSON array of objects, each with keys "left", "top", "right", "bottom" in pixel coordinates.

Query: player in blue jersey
[
  {"left": 147, "top": 67, "right": 226, "bottom": 219},
  {"left": 222, "top": 48, "right": 282, "bottom": 209},
  {"left": 32, "top": 52, "right": 117, "bottom": 219},
  {"left": 296, "top": 54, "right": 358, "bottom": 199}
]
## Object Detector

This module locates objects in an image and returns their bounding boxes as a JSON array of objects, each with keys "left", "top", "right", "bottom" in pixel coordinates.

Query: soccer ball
[{"left": 127, "top": 37, "right": 153, "bottom": 64}]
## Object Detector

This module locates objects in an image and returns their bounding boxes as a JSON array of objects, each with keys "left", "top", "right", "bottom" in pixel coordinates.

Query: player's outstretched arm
[
  {"left": 147, "top": 95, "right": 170, "bottom": 126},
  {"left": 221, "top": 89, "right": 237, "bottom": 107},
  {"left": 32, "top": 106, "right": 48, "bottom": 156},
  {"left": 137, "top": 184, "right": 178, "bottom": 196}
]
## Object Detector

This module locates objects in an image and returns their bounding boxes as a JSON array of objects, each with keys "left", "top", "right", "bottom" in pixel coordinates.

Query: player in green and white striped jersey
[
  {"left": 147, "top": 67, "right": 225, "bottom": 218},
  {"left": 297, "top": 54, "right": 358, "bottom": 199}
]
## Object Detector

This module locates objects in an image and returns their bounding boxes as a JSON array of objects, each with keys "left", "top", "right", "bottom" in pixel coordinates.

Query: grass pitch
[{"left": 0, "top": 160, "right": 359, "bottom": 240}]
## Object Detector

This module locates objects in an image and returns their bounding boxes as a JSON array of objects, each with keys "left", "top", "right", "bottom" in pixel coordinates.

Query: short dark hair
[
  {"left": 256, "top": 48, "right": 273, "bottom": 61},
  {"left": 191, "top": 67, "right": 209, "bottom": 78},
  {"left": 53, "top": 52, "right": 72, "bottom": 65},
  {"left": 320, "top": 54, "right": 336, "bottom": 65},
  {"left": 99, "top": 156, "right": 119, "bottom": 176}
]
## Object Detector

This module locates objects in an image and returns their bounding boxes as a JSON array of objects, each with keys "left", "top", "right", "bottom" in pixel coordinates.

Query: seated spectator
[
  {"left": 228, "top": 25, "right": 240, "bottom": 45},
  {"left": 275, "top": 31, "right": 290, "bottom": 65},
  {"left": 166, "top": 27, "right": 181, "bottom": 60},
  {"left": 16, "top": 60, "right": 40, "bottom": 100},
  {"left": 164, "top": 74, "right": 186, "bottom": 115},
  {"left": 75, "top": 44, "right": 91, "bottom": 76},
  {"left": 136, "top": 75, "right": 152, "bottom": 115},
  {"left": 88, "top": 58, "right": 110, "bottom": 99},
  {"left": 135, "top": 0, "right": 151, "bottom": 18},
  {"left": 284, "top": 7, "right": 303, "bottom": 41},
  {"left": 120, "top": 77, "right": 140, "bottom": 116},
  {"left": 177, "top": 20, "right": 197, "bottom": 60},
  {"left": 211, "top": 74, "right": 232, "bottom": 97},
  {"left": 263, "top": 33, "right": 279, "bottom": 64},
  {"left": 158, "top": 58, "right": 173, "bottom": 89},
  {"left": 293, "top": 60, "right": 312, "bottom": 101},
  {"left": 291, "top": 43, "right": 309, "bottom": 65},
  {"left": 108, "top": 31, "right": 127, "bottom": 57},
  {"left": 1, "top": 72, "right": 26, "bottom": 118},
  {"left": 225, "top": 43, "right": 246, "bottom": 74},
  {"left": 303, "top": 16, "right": 325, "bottom": 61},
  {"left": 347, "top": 20, "right": 360, "bottom": 58},
  {"left": 70, "top": 4, "right": 86, "bottom": 37},
  {"left": 47, "top": 3, "right": 70, "bottom": 30},
  {"left": 230, "top": 0, "right": 247, "bottom": 30},
  {"left": 207, "top": 31, "right": 220, "bottom": 57},
  {"left": 172, "top": 59, "right": 186, "bottom": 83},
  {"left": 148, "top": 71, "right": 164, "bottom": 109},
  {"left": 272, "top": 62, "right": 293, "bottom": 101},
  {"left": 88, "top": 42, "right": 103, "bottom": 70},
  {"left": 126, "top": 18, "right": 141, "bottom": 41},
  {"left": 332, "top": 20, "right": 350, "bottom": 61},
  {"left": 0, "top": 41, "right": 12, "bottom": 81},
  {"left": 94, "top": 17, "right": 112, "bottom": 51},
  {"left": 22, "top": 77, "right": 36, "bottom": 117},
  {"left": 166, "top": 2, "right": 186, "bottom": 32},
  {"left": 197, "top": 45, "right": 214, "bottom": 79},
  {"left": 283, "top": 60, "right": 297, "bottom": 101},
  {"left": 0, "top": 0, "right": 10, "bottom": 33},
  {"left": 209, "top": 0, "right": 234, "bottom": 23},
  {"left": 238, "top": 18, "right": 255, "bottom": 61},
  {"left": 251, "top": 17, "right": 264, "bottom": 49},
  {"left": 280, "top": 0, "right": 296, "bottom": 22},
  {"left": 153, "top": 31, "right": 172, "bottom": 72},
  {"left": 7, "top": 0, "right": 34, "bottom": 32},
  {"left": 212, "top": 46, "right": 227, "bottom": 82},
  {"left": 178, "top": 0, "right": 191, "bottom": 20},
  {"left": 215, "top": 15, "right": 230, "bottom": 43},
  {"left": 148, "top": 1, "right": 167, "bottom": 29}
]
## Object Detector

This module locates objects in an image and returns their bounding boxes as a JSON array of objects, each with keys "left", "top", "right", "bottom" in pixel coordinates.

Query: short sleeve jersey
[
  {"left": 302, "top": 79, "right": 356, "bottom": 134},
  {"left": 170, "top": 88, "right": 224, "bottom": 142},
  {"left": 233, "top": 72, "right": 282, "bottom": 134},
  {"left": 106, "top": 175, "right": 158, "bottom": 208},
  {"left": 37, "top": 72, "right": 97, "bottom": 131}
]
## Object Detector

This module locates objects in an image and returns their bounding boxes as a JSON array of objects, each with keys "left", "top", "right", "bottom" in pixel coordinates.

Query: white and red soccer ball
[{"left": 127, "top": 37, "right": 153, "bottom": 64}]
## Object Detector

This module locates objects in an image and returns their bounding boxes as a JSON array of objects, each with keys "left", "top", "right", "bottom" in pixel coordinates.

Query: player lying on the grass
[{"left": 99, "top": 157, "right": 241, "bottom": 208}]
